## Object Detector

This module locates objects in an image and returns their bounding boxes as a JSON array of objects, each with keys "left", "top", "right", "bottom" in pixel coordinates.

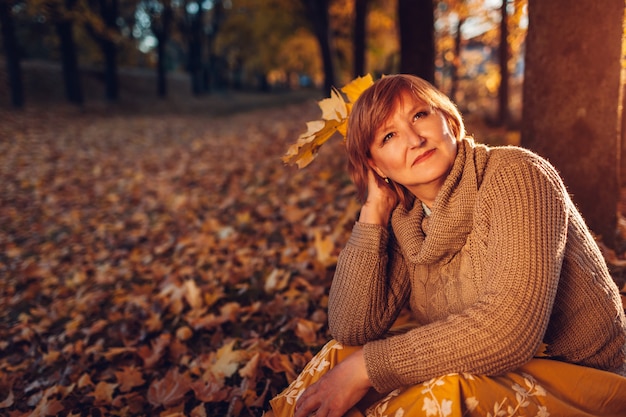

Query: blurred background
[{"left": 0, "top": 0, "right": 525, "bottom": 124}]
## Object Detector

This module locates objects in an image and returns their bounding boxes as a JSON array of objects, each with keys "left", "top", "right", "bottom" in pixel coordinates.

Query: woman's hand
[
  {"left": 294, "top": 348, "right": 372, "bottom": 417},
  {"left": 358, "top": 170, "right": 398, "bottom": 227}
]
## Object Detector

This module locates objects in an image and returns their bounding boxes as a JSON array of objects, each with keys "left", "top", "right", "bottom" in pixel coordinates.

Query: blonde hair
[{"left": 346, "top": 74, "right": 466, "bottom": 210}]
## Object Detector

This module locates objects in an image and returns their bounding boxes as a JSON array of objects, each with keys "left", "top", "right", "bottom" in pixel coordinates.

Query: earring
[{"left": 384, "top": 177, "right": 390, "bottom": 184}]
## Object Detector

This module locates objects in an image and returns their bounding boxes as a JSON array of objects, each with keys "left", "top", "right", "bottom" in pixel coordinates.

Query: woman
[{"left": 269, "top": 74, "right": 626, "bottom": 417}]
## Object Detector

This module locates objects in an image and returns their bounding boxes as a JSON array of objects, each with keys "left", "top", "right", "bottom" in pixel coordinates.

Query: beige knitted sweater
[{"left": 328, "top": 138, "right": 626, "bottom": 393}]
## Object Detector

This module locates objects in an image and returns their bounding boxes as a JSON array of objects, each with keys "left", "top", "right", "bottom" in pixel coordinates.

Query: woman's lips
[{"left": 412, "top": 149, "right": 435, "bottom": 166}]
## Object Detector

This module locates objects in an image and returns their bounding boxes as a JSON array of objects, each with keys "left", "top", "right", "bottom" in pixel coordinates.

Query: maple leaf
[
  {"left": 319, "top": 88, "right": 348, "bottom": 121},
  {"left": 147, "top": 369, "right": 191, "bottom": 408},
  {"left": 190, "top": 374, "right": 231, "bottom": 402},
  {"left": 314, "top": 229, "right": 336, "bottom": 267},
  {"left": 30, "top": 397, "right": 65, "bottom": 417},
  {"left": 294, "top": 318, "right": 323, "bottom": 346},
  {"left": 282, "top": 74, "right": 374, "bottom": 168},
  {"left": 138, "top": 333, "right": 172, "bottom": 368},
  {"left": 92, "top": 381, "right": 118, "bottom": 406},
  {"left": 115, "top": 366, "right": 146, "bottom": 393},
  {"left": 282, "top": 119, "right": 342, "bottom": 168},
  {"left": 262, "top": 352, "right": 298, "bottom": 382},
  {"left": 208, "top": 340, "right": 248, "bottom": 383},
  {"left": 264, "top": 268, "right": 291, "bottom": 293},
  {"left": 341, "top": 73, "right": 374, "bottom": 104},
  {"left": 238, "top": 352, "right": 261, "bottom": 380},
  {"left": 183, "top": 279, "right": 203, "bottom": 310}
]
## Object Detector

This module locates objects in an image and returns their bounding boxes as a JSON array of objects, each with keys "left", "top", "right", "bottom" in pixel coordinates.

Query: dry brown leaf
[
  {"left": 139, "top": 333, "right": 172, "bottom": 368},
  {"left": 147, "top": 369, "right": 191, "bottom": 408},
  {"left": 115, "top": 366, "right": 146, "bottom": 393},
  {"left": 209, "top": 340, "right": 248, "bottom": 382},
  {"left": 238, "top": 352, "right": 261, "bottom": 380},
  {"left": 190, "top": 375, "right": 231, "bottom": 402},
  {"left": 294, "top": 318, "right": 323, "bottom": 345},
  {"left": 92, "top": 381, "right": 118, "bottom": 406}
]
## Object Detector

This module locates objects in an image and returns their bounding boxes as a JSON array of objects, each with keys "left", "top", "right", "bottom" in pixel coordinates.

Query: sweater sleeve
[
  {"left": 363, "top": 155, "right": 569, "bottom": 393},
  {"left": 328, "top": 221, "right": 411, "bottom": 345}
]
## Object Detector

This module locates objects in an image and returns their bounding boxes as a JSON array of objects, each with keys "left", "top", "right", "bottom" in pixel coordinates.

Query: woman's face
[{"left": 368, "top": 90, "right": 458, "bottom": 206}]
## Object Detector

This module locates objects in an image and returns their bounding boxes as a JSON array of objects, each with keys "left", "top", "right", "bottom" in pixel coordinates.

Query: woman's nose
[{"left": 405, "top": 127, "right": 425, "bottom": 148}]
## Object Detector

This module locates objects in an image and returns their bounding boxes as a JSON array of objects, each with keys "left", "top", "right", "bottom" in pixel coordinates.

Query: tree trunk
[
  {"left": 56, "top": 0, "right": 83, "bottom": 105},
  {"left": 449, "top": 17, "right": 464, "bottom": 103},
  {"left": 100, "top": 0, "right": 118, "bottom": 101},
  {"left": 301, "top": 0, "right": 335, "bottom": 94},
  {"left": 154, "top": 1, "right": 173, "bottom": 97},
  {"left": 497, "top": 0, "right": 509, "bottom": 126},
  {"left": 205, "top": 0, "right": 224, "bottom": 93},
  {"left": 103, "top": 42, "right": 117, "bottom": 101},
  {"left": 187, "top": 0, "right": 205, "bottom": 96},
  {"left": 353, "top": 0, "right": 367, "bottom": 78},
  {"left": 398, "top": 0, "right": 435, "bottom": 84},
  {"left": 0, "top": 0, "right": 24, "bottom": 108},
  {"left": 521, "top": 0, "right": 623, "bottom": 248}
]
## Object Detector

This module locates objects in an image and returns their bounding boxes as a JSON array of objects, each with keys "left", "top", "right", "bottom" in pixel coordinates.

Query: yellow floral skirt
[{"left": 270, "top": 340, "right": 626, "bottom": 417}]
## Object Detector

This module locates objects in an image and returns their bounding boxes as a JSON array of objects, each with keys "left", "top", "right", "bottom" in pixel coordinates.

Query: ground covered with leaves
[
  {"left": 2, "top": 95, "right": 626, "bottom": 417},
  {"left": 0, "top": 97, "right": 362, "bottom": 416}
]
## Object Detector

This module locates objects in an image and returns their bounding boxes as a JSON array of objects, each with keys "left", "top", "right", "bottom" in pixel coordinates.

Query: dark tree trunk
[
  {"left": 99, "top": 0, "right": 118, "bottom": 101},
  {"left": 0, "top": 0, "right": 24, "bottom": 108},
  {"left": 205, "top": 0, "right": 224, "bottom": 92},
  {"left": 56, "top": 0, "right": 83, "bottom": 105},
  {"left": 353, "top": 0, "right": 368, "bottom": 78},
  {"left": 153, "top": 1, "right": 173, "bottom": 97},
  {"left": 497, "top": 0, "right": 509, "bottom": 126},
  {"left": 301, "top": 0, "right": 336, "bottom": 93},
  {"left": 187, "top": 0, "right": 204, "bottom": 96},
  {"left": 398, "top": 0, "right": 435, "bottom": 84},
  {"left": 86, "top": 0, "right": 119, "bottom": 101},
  {"left": 449, "top": 17, "right": 464, "bottom": 103},
  {"left": 102, "top": 41, "right": 117, "bottom": 101},
  {"left": 521, "top": 0, "right": 624, "bottom": 248}
]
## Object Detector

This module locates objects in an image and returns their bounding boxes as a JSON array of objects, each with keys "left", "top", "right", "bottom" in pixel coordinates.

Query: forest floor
[{"left": 1, "top": 62, "right": 626, "bottom": 416}]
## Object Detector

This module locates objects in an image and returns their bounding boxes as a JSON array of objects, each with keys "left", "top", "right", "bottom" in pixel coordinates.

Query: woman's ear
[{"left": 367, "top": 159, "right": 385, "bottom": 179}]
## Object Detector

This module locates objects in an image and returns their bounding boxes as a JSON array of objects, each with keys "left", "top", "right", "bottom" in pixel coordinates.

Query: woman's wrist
[{"left": 359, "top": 199, "right": 393, "bottom": 227}]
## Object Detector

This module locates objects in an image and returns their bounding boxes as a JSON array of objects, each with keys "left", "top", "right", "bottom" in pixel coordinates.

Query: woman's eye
[
  {"left": 382, "top": 132, "right": 394, "bottom": 144},
  {"left": 413, "top": 110, "right": 429, "bottom": 120}
]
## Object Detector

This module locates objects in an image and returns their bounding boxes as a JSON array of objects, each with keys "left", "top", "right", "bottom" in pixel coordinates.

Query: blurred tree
[
  {"left": 54, "top": 0, "right": 84, "bottom": 104},
  {"left": 181, "top": 0, "right": 205, "bottom": 95},
  {"left": 0, "top": 0, "right": 24, "bottom": 108},
  {"left": 437, "top": 0, "right": 470, "bottom": 102},
  {"left": 496, "top": 0, "right": 508, "bottom": 126},
  {"left": 521, "top": 0, "right": 623, "bottom": 247},
  {"left": 215, "top": 0, "right": 309, "bottom": 90},
  {"left": 85, "top": 0, "right": 121, "bottom": 101},
  {"left": 300, "top": 0, "right": 336, "bottom": 93},
  {"left": 366, "top": 0, "right": 398, "bottom": 76},
  {"left": 398, "top": 0, "right": 434, "bottom": 83},
  {"left": 353, "top": 0, "right": 368, "bottom": 77},
  {"left": 143, "top": 0, "right": 174, "bottom": 97},
  {"left": 204, "top": 0, "right": 224, "bottom": 92}
]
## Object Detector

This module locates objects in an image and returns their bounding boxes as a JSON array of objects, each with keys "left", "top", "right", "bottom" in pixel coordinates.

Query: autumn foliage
[
  {"left": 0, "top": 101, "right": 359, "bottom": 416},
  {"left": 2, "top": 92, "right": 626, "bottom": 417}
]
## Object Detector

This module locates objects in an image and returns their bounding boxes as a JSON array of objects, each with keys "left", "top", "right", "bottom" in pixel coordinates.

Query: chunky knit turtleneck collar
[{"left": 391, "top": 138, "right": 490, "bottom": 264}]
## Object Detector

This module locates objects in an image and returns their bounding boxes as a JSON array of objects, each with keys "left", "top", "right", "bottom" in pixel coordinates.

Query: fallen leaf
[
  {"left": 115, "top": 366, "right": 146, "bottom": 393},
  {"left": 92, "top": 381, "right": 118, "bottom": 405},
  {"left": 147, "top": 369, "right": 191, "bottom": 408}
]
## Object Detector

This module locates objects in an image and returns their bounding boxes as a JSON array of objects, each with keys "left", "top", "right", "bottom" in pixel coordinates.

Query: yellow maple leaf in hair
[
  {"left": 282, "top": 74, "right": 374, "bottom": 168},
  {"left": 341, "top": 73, "right": 374, "bottom": 104},
  {"left": 319, "top": 87, "right": 348, "bottom": 121},
  {"left": 282, "top": 119, "right": 343, "bottom": 168}
]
